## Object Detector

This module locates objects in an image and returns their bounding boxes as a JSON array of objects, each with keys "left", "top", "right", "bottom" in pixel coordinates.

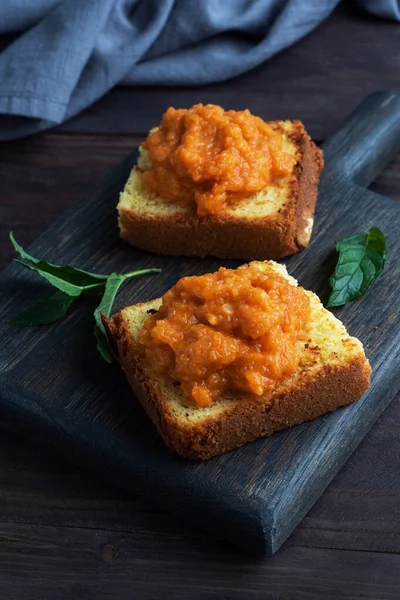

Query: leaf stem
[{"left": 122, "top": 268, "right": 162, "bottom": 280}]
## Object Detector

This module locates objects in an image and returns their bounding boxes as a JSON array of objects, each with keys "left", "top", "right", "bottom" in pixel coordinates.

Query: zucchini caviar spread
[
  {"left": 141, "top": 104, "right": 296, "bottom": 216},
  {"left": 140, "top": 265, "right": 310, "bottom": 407}
]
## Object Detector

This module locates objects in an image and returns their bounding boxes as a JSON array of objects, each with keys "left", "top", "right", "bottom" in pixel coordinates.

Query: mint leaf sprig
[
  {"left": 9, "top": 233, "right": 161, "bottom": 362},
  {"left": 327, "top": 227, "right": 387, "bottom": 308}
]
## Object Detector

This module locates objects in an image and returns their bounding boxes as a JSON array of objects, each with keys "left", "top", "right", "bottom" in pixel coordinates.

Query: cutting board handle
[{"left": 322, "top": 90, "right": 400, "bottom": 187}]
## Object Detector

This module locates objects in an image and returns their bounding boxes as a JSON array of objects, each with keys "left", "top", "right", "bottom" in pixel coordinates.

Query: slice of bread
[
  {"left": 118, "top": 121, "right": 324, "bottom": 261},
  {"left": 104, "top": 261, "right": 371, "bottom": 460}
]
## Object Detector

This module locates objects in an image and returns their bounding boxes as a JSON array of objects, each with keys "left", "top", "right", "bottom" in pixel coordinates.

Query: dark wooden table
[{"left": 1, "top": 5, "right": 400, "bottom": 598}]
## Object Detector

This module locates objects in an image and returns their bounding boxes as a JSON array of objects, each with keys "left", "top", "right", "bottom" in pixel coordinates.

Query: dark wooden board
[{"left": 0, "top": 91, "right": 399, "bottom": 555}]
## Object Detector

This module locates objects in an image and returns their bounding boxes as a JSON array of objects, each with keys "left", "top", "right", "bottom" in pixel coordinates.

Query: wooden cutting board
[{"left": 0, "top": 91, "right": 399, "bottom": 555}]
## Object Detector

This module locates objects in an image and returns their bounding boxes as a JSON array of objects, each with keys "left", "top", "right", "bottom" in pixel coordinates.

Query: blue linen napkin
[{"left": 0, "top": 0, "right": 398, "bottom": 140}]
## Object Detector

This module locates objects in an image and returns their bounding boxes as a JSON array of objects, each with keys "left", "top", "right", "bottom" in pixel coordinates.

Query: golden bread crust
[
  {"left": 104, "top": 299, "right": 371, "bottom": 461},
  {"left": 118, "top": 121, "right": 324, "bottom": 261}
]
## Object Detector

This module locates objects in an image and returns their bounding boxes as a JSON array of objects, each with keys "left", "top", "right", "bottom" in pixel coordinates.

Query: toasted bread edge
[{"left": 104, "top": 303, "right": 371, "bottom": 461}]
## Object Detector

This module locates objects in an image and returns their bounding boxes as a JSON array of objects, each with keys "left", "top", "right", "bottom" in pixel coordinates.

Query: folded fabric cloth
[{"left": 0, "top": 0, "right": 398, "bottom": 140}]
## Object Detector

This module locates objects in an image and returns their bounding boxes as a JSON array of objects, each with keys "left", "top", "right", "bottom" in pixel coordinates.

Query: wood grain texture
[
  {"left": 0, "top": 397, "right": 399, "bottom": 600},
  {"left": 1, "top": 396, "right": 399, "bottom": 554},
  {"left": 1, "top": 521, "right": 400, "bottom": 600},
  {"left": 0, "top": 134, "right": 143, "bottom": 269},
  {"left": 58, "top": 4, "right": 400, "bottom": 141},
  {"left": 0, "top": 91, "right": 399, "bottom": 558}
]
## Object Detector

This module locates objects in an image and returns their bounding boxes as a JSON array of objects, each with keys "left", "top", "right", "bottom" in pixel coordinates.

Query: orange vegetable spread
[
  {"left": 140, "top": 266, "right": 310, "bottom": 407},
  {"left": 141, "top": 104, "right": 296, "bottom": 216}
]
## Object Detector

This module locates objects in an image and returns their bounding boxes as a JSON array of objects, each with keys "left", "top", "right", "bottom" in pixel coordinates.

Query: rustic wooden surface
[{"left": 0, "top": 4, "right": 400, "bottom": 598}]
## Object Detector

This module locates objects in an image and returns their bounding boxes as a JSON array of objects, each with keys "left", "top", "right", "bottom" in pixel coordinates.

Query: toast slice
[
  {"left": 104, "top": 261, "right": 371, "bottom": 460},
  {"left": 118, "top": 121, "right": 323, "bottom": 261}
]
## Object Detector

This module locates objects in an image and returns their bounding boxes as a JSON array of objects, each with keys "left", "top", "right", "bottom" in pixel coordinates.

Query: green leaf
[
  {"left": 10, "top": 291, "right": 76, "bottom": 325},
  {"left": 327, "top": 227, "right": 387, "bottom": 308},
  {"left": 94, "top": 273, "right": 125, "bottom": 363},
  {"left": 15, "top": 261, "right": 85, "bottom": 297},
  {"left": 10, "top": 232, "right": 108, "bottom": 288},
  {"left": 9, "top": 231, "right": 161, "bottom": 357},
  {"left": 122, "top": 268, "right": 162, "bottom": 279},
  {"left": 94, "top": 268, "right": 162, "bottom": 363}
]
